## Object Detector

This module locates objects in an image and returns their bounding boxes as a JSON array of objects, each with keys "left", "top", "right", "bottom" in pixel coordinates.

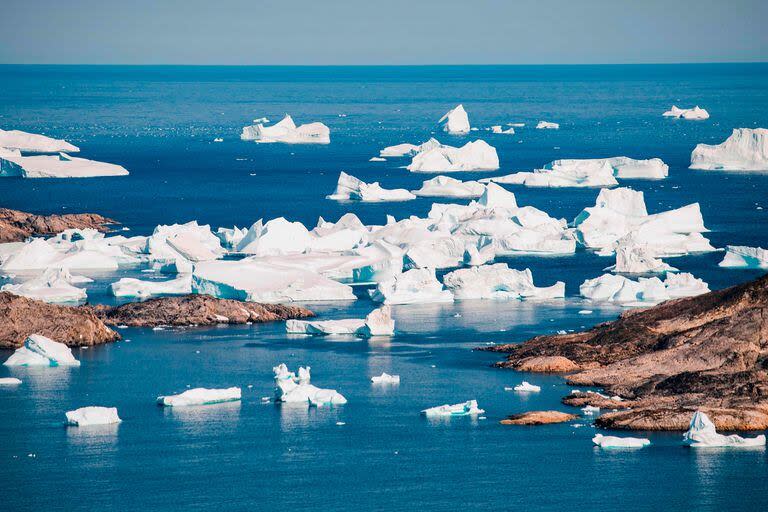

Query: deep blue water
[{"left": 0, "top": 64, "right": 767, "bottom": 511}]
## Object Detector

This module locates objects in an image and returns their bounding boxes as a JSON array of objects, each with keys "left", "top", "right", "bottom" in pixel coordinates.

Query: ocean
[{"left": 0, "top": 64, "right": 767, "bottom": 511}]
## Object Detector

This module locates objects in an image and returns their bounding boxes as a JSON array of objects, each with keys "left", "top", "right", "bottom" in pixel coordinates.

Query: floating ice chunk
[
  {"left": 326, "top": 172, "right": 416, "bottom": 202},
  {"left": 0, "top": 377, "right": 22, "bottom": 385},
  {"left": 484, "top": 161, "right": 618, "bottom": 188},
  {"left": 371, "top": 372, "right": 400, "bottom": 385},
  {"left": 438, "top": 104, "right": 470, "bottom": 135},
  {"left": 215, "top": 226, "right": 248, "bottom": 250},
  {"left": 490, "top": 125, "right": 515, "bottom": 135},
  {"left": 581, "top": 405, "right": 600, "bottom": 415},
  {"left": 536, "top": 121, "right": 559, "bottom": 129},
  {"left": 606, "top": 235, "right": 677, "bottom": 274},
  {"left": 513, "top": 381, "right": 541, "bottom": 392},
  {"left": 361, "top": 305, "right": 395, "bottom": 336},
  {"left": 369, "top": 157, "right": 386, "bottom": 162},
  {"left": 370, "top": 268, "right": 454, "bottom": 305},
  {"left": 2, "top": 268, "right": 88, "bottom": 303},
  {"left": 580, "top": 272, "right": 709, "bottom": 304},
  {"left": 592, "top": 433, "right": 650, "bottom": 448},
  {"left": 545, "top": 157, "right": 668, "bottom": 180},
  {"left": 235, "top": 217, "right": 313, "bottom": 256},
  {"left": 422, "top": 400, "right": 484, "bottom": 417},
  {"left": 65, "top": 406, "right": 121, "bottom": 426},
  {"left": 146, "top": 221, "right": 223, "bottom": 265},
  {"left": 213, "top": 137, "right": 223, "bottom": 142},
  {"left": 286, "top": 305, "right": 394, "bottom": 337},
  {"left": 240, "top": 115, "right": 330, "bottom": 144},
  {"left": 443, "top": 264, "right": 565, "bottom": 300},
  {"left": 719, "top": 245, "right": 768, "bottom": 268},
  {"left": 404, "top": 235, "right": 467, "bottom": 270},
  {"left": 4, "top": 334, "right": 80, "bottom": 367},
  {"left": 663, "top": 105, "right": 710, "bottom": 120},
  {"left": 379, "top": 138, "right": 441, "bottom": 158},
  {"left": 0, "top": 152, "right": 128, "bottom": 178},
  {"left": 0, "top": 128, "right": 79, "bottom": 153},
  {"left": 157, "top": 387, "right": 242, "bottom": 407},
  {"left": 683, "top": 411, "right": 766, "bottom": 447},
  {"left": 412, "top": 175, "right": 486, "bottom": 198},
  {"left": 690, "top": 128, "right": 768, "bottom": 171},
  {"left": 663, "top": 272, "right": 711, "bottom": 298},
  {"left": 407, "top": 140, "right": 499, "bottom": 173},
  {"left": 273, "top": 364, "right": 347, "bottom": 405},
  {"left": 109, "top": 274, "right": 192, "bottom": 298}
]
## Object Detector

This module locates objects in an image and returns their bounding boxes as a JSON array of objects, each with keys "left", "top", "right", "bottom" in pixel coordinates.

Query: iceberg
[
  {"left": 690, "top": 128, "right": 768, "bottom": 171},
  {"left": 719, "top": 245, "right": 768, "bottom": 268},
  {"left": 412, "top": 175, "right": 486, "bottom": 198},
  {"left": 369, "top": 268, "right": 454, "bottom": 305},
  {"left": 0, "top": 377, "right": 22, "bottom": 385},
  {"left": 157, "top": 387, "right": 242, "bottom": 407},
  {"left": 443, "top": 264, "right": 565, "bottom": 300},
  {"left": 145, "top": 221, "right": 224, "bottom": 267},
  {"left": 379, "top": 138, "right": 441, "bottom": 158},
  {"left": 109, "top": 274, "right": 192, "bottom": 298},
  {"left": 544, "top": 157, "right": 668, "bottom": 180},
  {"left": 580, "top": 272, "right": 709, "bottom": 304},
  {"left": 536, "top": 121, "right": 559, "bottom": 129},
  {"left": 421, "top": 400, "right": 484, "bottom": 418},
  {"left": 606, "top": 234, "right": 677, "bottom": 274},
  {"left": 1, "top": 268, "right": 88, "bottom": 303},
  {"left": 273, "top": 364, "right": 347, "bottom": 406},
  {"left": 65, "top": 406, "right": 122, "bottom": 426},
  {"left": 235, "top": 217, "right": 313, "bottom": 256},
  {"left": 592, "top": 434, "right": 650, "bottom": 448},
  {"left": 490, "top": 125, "right": 515, "bottom": 135},
  {"left": 0, "top": 128, "right": 79, "bottom": 153},
  {"left": 682, "top": 411, "right": 766, "bottom": 448},
  {"left": 4, "top": 334, "right": 80, "bottom": 367},
  {"left": 483, "top": 160, "right": 618, "bottom": 188},
  {"left": 663, "top": 105, "right": 710, "bottom": 120},
  {"left": 407, "top": 140, "right": 499, "bottom": 173},
  {"left": 240, "top": 115, "right": 330, "bottom": 144},
  {"left": 326, "top": 172, "right": 415, "bottom": 202},
  {"left": 371, "top": 372, "right": 400, "bottom": 384},
  {"left": 286, "top": 305, "right": 394, "bottom": 337},
  {"left": 438, "top": 104, "right": 470, "bottom": 135},
  {"left": 513, "top": 381, "right": 541, "bottom": 392},
  {"left": 0, "top": 152, "right": 128, "bottom": 178}
]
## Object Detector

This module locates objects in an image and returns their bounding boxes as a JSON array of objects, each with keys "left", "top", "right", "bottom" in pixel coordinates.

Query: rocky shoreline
[
  {"left": 482, "top": 274, "right": 768, "bottom": 431},
  {"left": 0, "top": 207, "right": 117, "bottom": 243}
]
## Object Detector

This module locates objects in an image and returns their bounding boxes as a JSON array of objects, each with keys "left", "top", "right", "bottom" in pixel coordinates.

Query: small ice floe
[
  {"left": 260, "top": 396, "right": 271, "bottom": 403},
  {"left": 412, "top": 175, "right": 486, "bottom": 198},
  {"left": 65, "top": 406, "right": 121, "bottom": 426},
  {"left": 0, "top": 377, "right": 22, "bottom": 385},
  {"left": 371, "top": 372, "right": 400, "bottom": 385},
  {"left": 157, "top": 387, "right": 242, "bottom": 407},
  {"left": 213, "top": 138, "right": 224, "bottom": 142},
  {"left": 663, "top": 105, "right": 709, "bottom": 120},
  {"left": 513, "top": 381, "right": 541, "bottom": 392},
  {"left": 438, "top": 104, "right": 471, "bottom": 135},
  {"left": 240, "top": 115, "right": 330, "bottom": 144},
  {"left": 536, "top": 121, "right": 559, "bottom": 130},
  {"left": 369, "top": 157, "right": 386, "bottom": 162},
  {"left": 682, "top": 411, "right": 766, "bottom": 448},
  {"left": 326, "top": 172, "right": 415, "bottom": 202},
  {"left": 578, "top": 310, "right": 593, "bottom": 315},
  {"left": 369, "top": 268, "right": 453, "bottom": 305},
  {"left": 421, "top": 400, "right": 484, "bottom": 418},
  {"left": 690, "top": 128, "right": 768, "bottom": 171},
  {"left": 490, "top": 125, "right": 515, "bottom": 135},
  {"left": 719, "top": 245, "right": 768, "bottom": 269},
  {"left": 4, "top": 334, "right": 80, "bottom": 367},
  {"left": 336, "top": 421, "right": 346, "bottom": 426},
  {"left": 273, "top": 364, "right": 346, "bottom": 406},
  {"left": 287, "top": 305, "right": 395, "bottom": 337},
  {"left": 581, "top": 405, "right": 600, "bottom": 415},
  {"left": 592, "top": 433, "right": 650, "bottom": 448}
]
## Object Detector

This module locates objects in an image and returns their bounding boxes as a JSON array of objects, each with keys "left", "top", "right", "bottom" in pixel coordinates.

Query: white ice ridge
[
  {"left": 109, "top": 274, "right": 192, "bottom": 298},
  {"left": 326, "top": 172, "right": 416, "bottom": 202},
  {"left": 240, "top": 114, "right": 330, "bottom": 144},
  {"left": 371, "top": 372, "right": 400, "bottom": 384},
  {"left": 273, "top": 364, "right": 347, "bottom": 406},
  {"left": 369, "top": 268, "right": 454, "bottom": 305},
  {"left": 513, "top": 381, "right": 541, "bottom": 392},
  {"left": 421, "top": 400, "right": 484, "bottom": 418},
  {"left": 592, "top": 434, "right": 650, "bottom": 448},
  {"left": 682, "top": 411, "right": 766, "bottom": 447},
  {"left": 2, "top": 267, "right": 90, "bottom": 303},
  {"left": 0, "top": 377, "right": 22, "bottom": 385},
  {"left": 719, "top": 245, "right": 768, "bottom": 268},
  {"left": 690, "top": 128, "right": 768, "bottom": 171},
  {"left": 573, "top": 187, "right": 715, "bottom": 256},
  {"left": 286, "top": 305, "right": 395, "bottom": 336},
  {"left": 4, "top": 334, "right": 80, "bottom": 367},
  {"left": 0, "top": 152, "right": 129, "bottom": 178},
  {"left": 442, "top": 264, "right": 565, "bottom": 300},
  {"left": 580, "top": 272, "right": 709, "bottom": 304},
  {"left": 379, "top": 138, "right": 442, "bottom": 158},
  {"left": 65, "top": 406, "right": 122, "bottom": 426},
  {"left": 0, "top": 128, "right": 79, "bottom": 153},
  {"left": 157, "top": 387, "right": 242, "bottom": 407},
  {"left": 438, "top": 104, "right": 471, "bottom": 135},
  {"left": 407, "top": 140, "right": 499, "bottom": 173},
  {"left": 663, "top": 105, "right": 710, "bottom": 120},
  {"left": 536, "top": 121, "right": 559, "bottom": 129},
  {"left": 412, "top": 175, "right": 486, "bottom": 198}
]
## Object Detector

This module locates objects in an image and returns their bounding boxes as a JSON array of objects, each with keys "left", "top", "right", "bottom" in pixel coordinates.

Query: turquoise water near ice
[{"left": 0, "top": 64, "right": 767, "bottom": 511}]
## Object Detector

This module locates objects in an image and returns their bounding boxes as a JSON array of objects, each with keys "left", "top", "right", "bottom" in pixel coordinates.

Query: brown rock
[
  {"left": 596, "top": 405, "right": 768, "bottom": 432},
  {"left": 0, "top": 207, "right": 117, "bottom": 243},
  {"left": 514, "top": 355, "right": 580, "bottom": 373},
  {"left": 500, "top": 411, "right": 578, "bottom": 425}
]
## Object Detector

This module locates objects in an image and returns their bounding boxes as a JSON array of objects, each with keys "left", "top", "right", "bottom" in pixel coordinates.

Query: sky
[{"left": 0, "top": 0, "right": 766, "bottom": 65}]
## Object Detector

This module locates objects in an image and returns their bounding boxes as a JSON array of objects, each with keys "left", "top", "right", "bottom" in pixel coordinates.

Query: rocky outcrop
[
  {"left": 515, "top": 355, "right": 581, "bottom": 373},
  {"left": 500, "top": 411, "right": 578, "bottom": 425},
  {"left": 0, "top": 208, "right": 117, "bottom": 242},
  {"left": 92, "top": 294, "right": 314, "bottom": 327},
  {"left": 484, "top": 273, "right": 768, "bottom": 431}
]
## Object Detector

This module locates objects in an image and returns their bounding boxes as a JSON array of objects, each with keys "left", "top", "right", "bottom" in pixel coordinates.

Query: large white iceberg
[
  {"left": 273, "top": 364, "right": 347, "bottom": 406},
  {"left": 682, "top": 411, "right": 766, "bottom": 447},
  {"left": 369, "top": 268, "right": 453, "bottom": 305},
  {"left": 4, "top": 334, "right": 80, "bottom": 367},
  {"left": 286, "top": 305, "right": 394, "bottom": 336},
  {"left": 438, "top": 104, "right": 470, "bottom": 135},
  {"left": 443, "top": 264, "right": 565, "bottom": 300},
  {"left": 235, "top": 218, "right": 313, "bottom": 256},
  {"left": 109, "top": 274, "right": 192, "bottom": 298},
  {"left": 483, "top": 160, "right": 618, "bottom": 188},
  {"left": 0, "top": 152, "right": 128, "bottom": 178},
  {"left": 240, "top": 115, "right": 330, "bottom": 144},
  {"left": 592, "top": 433, "right": 650, "bottom": 448},
  {"left": 144, "top": 221, "right": 224, "bottom": 270},
  {"left": 1, "top": 268, "right": 89, "bottom": 303},
  {"left": 663, "top": 105, "right": 710, "bottom": 120},
  {"left": 422, "top": 400, "right": 484, "bottom": 418},
  {"left": 0, "top": 128, "right": 79, "bottom": 153},
  {"left": 407, "top": 140, "right": 499, "bottom": 173},
  {"left": 690, "top": 128, "right": 768, "bottom": 171},
  {"left": 719, "top": 245, "right": 768, "bottom": 268},
  {"left": 326, "top": 172, "right": 415, "bottom": 202},
  {"left": 157, "top": 387, "right": 242, "bottom": 407},
  {"left": 65, "top": 406, "right": 122, "bottom": 426},
  {"left": 580, "top": 272, "right": 709, "bottom": 304},
  {"left": 545, "top": 157, "right": 668, "bottom": 180},
  {"left": 412, "top": 175, "right": 486, "bottom": 198}
]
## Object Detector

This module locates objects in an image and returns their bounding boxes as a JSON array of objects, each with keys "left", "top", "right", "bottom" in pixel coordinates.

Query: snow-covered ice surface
[
  {"left": 412, "top": 175, "right": 486, "bottom": 198},
  {"left": 0, "top": 152, "right": 128, "bottom": 178},
  {"left": 592, "top": 434, "right": 650, "bottom": 448},
  {"left": 682, "top": 412, "right": 766, "bottom": 447},
  {"left": 65, "top": 406, "right": 122, "bottom": 426},
  {"left": 422, "top": 400, "right": 484, "bottom": 418},
  {"left": 240, "top": 115, "right": 330, "bottom": 144},
  {"left": 157, "top": 387, "right": 242, "bottom": 407},
  {"left": 0, "top": 128, "right": 79, "bottom": 153},
  {"left": 4, "top": 334, "right": 80, "bottom": 367},
  {"left": 690, "top": 128, "right": 768, "bottom": 171}
]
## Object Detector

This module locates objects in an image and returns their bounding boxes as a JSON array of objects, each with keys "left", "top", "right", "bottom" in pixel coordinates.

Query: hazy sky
[{"left": 1, "top": 0, "right": 766, "bottom": 65}]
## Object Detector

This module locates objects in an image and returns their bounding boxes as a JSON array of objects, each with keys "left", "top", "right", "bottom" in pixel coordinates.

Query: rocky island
[{"left": 0, "top": 207, "right": 117, "bottom": 242}]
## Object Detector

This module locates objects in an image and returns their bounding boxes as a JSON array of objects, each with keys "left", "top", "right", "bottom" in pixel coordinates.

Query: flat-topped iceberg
[
  {"left": 580, "top": 272, "right": 709, "bottom": 304},
  {"left": 592, "top": 434, "right": 650, "bottom": 448},
  {"left": 536, "top": 121, "right": 559, "bottom": 129},
  {"left": 273, "top": 364, "right": 347, "bottom": 406},
  {"left": 422, "top": 400, "right": 484, "bottom": 418},
  {"left": 286, "top": 305, "right": 394, "bottom": 336},
  {"left": 719, "top": 245, "right": 768, "bottom": 268},
  {"left": 379, "top": 138, "right": 441, "bottom": 158},
  {"left": 513, "top": 381, "right": 541, "bottom": 392},
  {"left": 407, "top": 140, "right": 499, "bottom": 173},
  {"left": 545, "top": 157, "right": 668, "bottom": 180},
  {"left": 663, "top": 105, "right": 710, "bottom": 120},
  {"left": 0, "top": 128, "right": 79, "bottom": 153},
  {"left": 2, "top": 268, "right": 89, "bottom": 303},
  {"left": 369, "top": 268, "right": 454, "bottom": 305},
  {"left": 157, "top": 387, "right": 242, "bottom": 407},
  {"left": 326, "top": 172, "right": 415, "bottom": 202},
  {"left": 371, "top": 372, "right": 400, "bottom": 384},
  {"left": 412, "top": 175, "right": 486, "bottom": 198},
  {"left": 65, "top": 406, "right": 122, "bottom": 426},
  {"left": 240, "top": 115, "right": 330, "bottom": 144},
  {"left": 438, "top": 104, "right": 470, "bottom": 135},
  {"left": 683, "top": 411, "right": 766, "bottom": 447},
  {"left": 443, "top": 264, "right": 565, "bottom": 300},
  {"left": 482, "top": 160, "right": 618, "bottom": 188},
  {"left": 0, "top": 152, "right": 128, "bottom": 178},
  {"left": 0, "top": 236, "right": 129, "bottom": 272},
  {"left": 4, "top": 334, "right": 80, "bottom": 367},
  {"left": 690, "top": 128, "right": 768, "bottom": 171},
  {"left": 0, "top": 377, "right": 22, "bottom": 385},
  {"left": 109, "top": 274, "right": 192, "bottom": 298}
]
